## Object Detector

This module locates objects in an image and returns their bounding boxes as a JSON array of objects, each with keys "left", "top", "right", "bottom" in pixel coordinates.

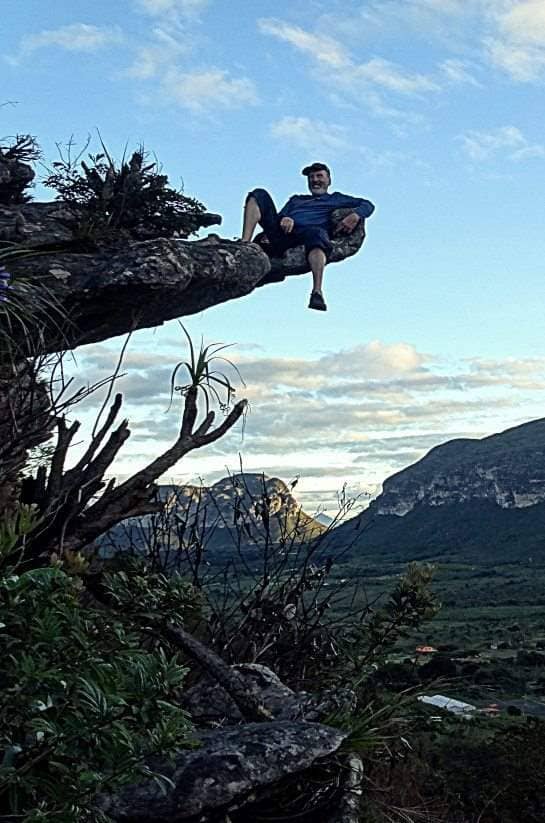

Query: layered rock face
[
  {"left": 328, "top": 418, "right": 545, "bottom": 561},
  {"left": 373, "top": 418, "right": 545, "bottom": 517},
  {"left": 172, "top": 473, "right": 324, "bottom": 538}
]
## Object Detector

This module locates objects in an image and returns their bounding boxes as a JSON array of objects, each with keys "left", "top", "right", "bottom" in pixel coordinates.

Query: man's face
[{"left": 307, "top": 170, "right": 331, "bottom": 196}]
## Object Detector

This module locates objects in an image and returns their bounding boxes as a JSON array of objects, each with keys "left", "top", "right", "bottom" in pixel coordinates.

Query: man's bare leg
[
  {"left": 242, "top": 196, "right": 261, "bottom": 242},
  {"left": 307, "top": 248, "right": 328, "bottom": 310},
  {"left": 308, "top": 248, "right": 326, "bottom": 294}
]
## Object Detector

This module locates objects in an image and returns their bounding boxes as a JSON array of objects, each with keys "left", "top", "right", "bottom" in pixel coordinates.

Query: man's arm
[
  {"left": 278, "top": 195, "right": 300, "bottom": 234},
  {"left": 334, "top": 194, "right": 375, "bottom": 234},
  {"left": 337, "top": 194, "right": 374, "bottom": 219}
]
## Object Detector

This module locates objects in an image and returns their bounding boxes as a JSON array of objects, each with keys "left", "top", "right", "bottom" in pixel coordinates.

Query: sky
[{"left": 3, "top": 0, "right": 545, "bottom": 515}]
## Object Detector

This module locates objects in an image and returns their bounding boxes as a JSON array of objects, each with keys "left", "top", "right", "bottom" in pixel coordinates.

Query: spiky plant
[
  {"left": 43, "top": 135, "right": 205, "bottom": 242},
  {"left": 0, "top": 244, "right": 66, "bottom": 363},
  {"left": 169, "top": 322, "right": 246, "bottom": 417}
]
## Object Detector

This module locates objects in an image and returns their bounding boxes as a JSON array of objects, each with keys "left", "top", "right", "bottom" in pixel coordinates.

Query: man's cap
[{"left": 301, "top": 162, "right": 331, "bottom": 177}]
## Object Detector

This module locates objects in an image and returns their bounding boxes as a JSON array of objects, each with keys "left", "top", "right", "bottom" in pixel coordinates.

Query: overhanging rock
[
  {"left": 2, "top": 201, "right": 366, "bottom": 354},
  {"left": 6, "top": 230, "right": 270, "bottom": 352}
]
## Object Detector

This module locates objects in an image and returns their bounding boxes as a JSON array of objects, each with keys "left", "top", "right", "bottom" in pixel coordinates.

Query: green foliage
[
  {"left": 43, "top": 137, "right": 205, "bottom": 242},
  {"left": 350, "top": 563, "right": 440, "bottom": 679},
  {"left": 0, "top": 243, "right": 66, "bottom": 362},
  {"left": 0, "top": 134, "right": 40, "bottom": 205},
  {"left": 0, "top": 524, "right": 199, "bottom": 822},
  {"left": 102, "top": 560, "right": 203, "bottom": 629}
]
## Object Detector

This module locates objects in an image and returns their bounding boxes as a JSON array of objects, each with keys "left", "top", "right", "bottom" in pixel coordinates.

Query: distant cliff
[
  {"left": 102, "top": 473, "right": 325, "bottom": 560},
  {"left": 375, "top": 418, "right": 545, "bottom": 515},
  {"left": 330, "top": 418, "right": 545, "bottom": 561}
]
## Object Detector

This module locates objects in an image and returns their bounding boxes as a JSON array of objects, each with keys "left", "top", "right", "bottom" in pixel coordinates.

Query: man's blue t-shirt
[{"left": 278, "top": 191, "right": 375, "bottom": 230}]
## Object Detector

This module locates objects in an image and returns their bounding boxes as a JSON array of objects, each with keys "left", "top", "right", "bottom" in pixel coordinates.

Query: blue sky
[{"left": 3, "top": 0, "right": 545, "bottom": 514}]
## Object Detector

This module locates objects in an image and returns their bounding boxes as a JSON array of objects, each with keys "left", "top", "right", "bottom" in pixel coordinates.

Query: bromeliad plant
[
  {"left": 170, "top": 322, "right": 246, "bottom": 417},
  {"left": 43, "top": 136, "right": 206, "bottom": 242}
]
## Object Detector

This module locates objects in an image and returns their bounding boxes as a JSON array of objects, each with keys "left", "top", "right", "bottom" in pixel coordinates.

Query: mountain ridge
[{"left": 328, "top": 417, "right": 545, "bottom": 562}]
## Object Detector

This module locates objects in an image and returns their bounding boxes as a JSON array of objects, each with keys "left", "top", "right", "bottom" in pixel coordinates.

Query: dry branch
[{"left": 21, "top": 386, "right": 247, "bottom": 562}]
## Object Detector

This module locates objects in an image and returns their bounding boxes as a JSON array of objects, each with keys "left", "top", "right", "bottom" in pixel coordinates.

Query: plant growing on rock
[
  {"left": 43, "top": 136, "right": 206, "bottom": 242},
  {"left": 0, "top": 134, "right": 39, "bottom": 204}
]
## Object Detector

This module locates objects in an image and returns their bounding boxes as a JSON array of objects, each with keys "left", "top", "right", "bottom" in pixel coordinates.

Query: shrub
[
  {"left": 43, "top": 138, "right": 205, "bottom": 242},
  {"left": 0, "top": 513, "right": 200, "bottom": 822}
]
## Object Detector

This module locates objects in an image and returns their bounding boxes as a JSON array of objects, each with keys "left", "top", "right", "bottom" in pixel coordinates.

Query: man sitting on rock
[{"left": 242, "top": 162, "right": 374, "bottom": 311}]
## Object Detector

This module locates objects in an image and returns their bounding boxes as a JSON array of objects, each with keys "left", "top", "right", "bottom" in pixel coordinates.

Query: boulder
[
  {"left": 97, "top": 720, "right": 347, "bottom": 821},
  {"left": 183, "top": 663, "right": 356, "bottom": 726}
]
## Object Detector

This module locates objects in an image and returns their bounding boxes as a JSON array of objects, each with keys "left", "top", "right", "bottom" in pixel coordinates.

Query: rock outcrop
[
  {"left": 172, "top": 472, "right": 325, "bottom": 540},
  {"left": 372, "top": 418, "right": 545, "bottom": 516},
  {"left": 1, "top": 147, "right": 368, "bottom": 823},
  {"left": 98, "top": 720, "right": 347, "bottom": 821},
  {"left": 94, "top": 650, "right": 360, "bottom": 822},
  {"left": 101, "top": 472, "right": 326, "bottom": 561},
  {"left": 1, "top": 150, "right": 367, "bottom": 354},
  {"left": 182, "top": 662, "right": 356, "bottom": 725}
]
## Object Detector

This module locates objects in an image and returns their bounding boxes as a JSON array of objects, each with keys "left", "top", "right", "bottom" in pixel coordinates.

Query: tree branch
[{"left": 163, "top": 623, "right": 272, "bottom": 723}]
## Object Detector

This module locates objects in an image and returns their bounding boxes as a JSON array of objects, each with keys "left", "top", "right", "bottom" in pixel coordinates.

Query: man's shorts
[{"left": 247, "top": 188, "right": 333, "bottom": 261}]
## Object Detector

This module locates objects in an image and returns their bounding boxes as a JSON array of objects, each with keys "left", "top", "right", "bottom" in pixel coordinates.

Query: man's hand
[
  {"left": 280, "top": 216, "right": 295, "bottom": 234},
  {"left": 337, "top": 212, "right": 361, "bottom": 234}
]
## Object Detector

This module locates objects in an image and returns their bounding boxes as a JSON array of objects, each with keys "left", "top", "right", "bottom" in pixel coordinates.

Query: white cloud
[
  {"left": 124, "top": 0, "right": 258, "bottom": 114},
  {"left": 65, "top": 339, "right": 545, "bottom": 515},
  {"left": 161, "top": 67, "right": 258, "bottom": 111},
  {"left": 318, "top": 1, "right": 545, "bottom": 82},
  {"left": 318, "top": 0, "right": 478, "bottom": 53},
  {"left": 499, "top": 0, "right": 545, "bottom": 45},
  {"left": 460, "top": 125, "right": 545, "bottom": 161},
  {"left": 259, "top": 18, "right": 439, "bottom": 96},
  {"left": 511, "top": 144, "right": 545, "bottom": 160},
  {"left": 270, "top": 113, "right": 416, "bottom": 168},
  {"left": 15, "top": 23, "right": 123, "bottom": 58},
  {"left": 125, "top": 27, "right": 190, "bottom": 79},
  {"left": 440, "top": 58, "right": 482, "bottom": 86},
  {"left": 136, "top": 0, "right": 208, "bottom": 17},
  {"left": 352, "top": 58, "right": 440, "bottom": 94},
  {"left": 485, "top": 36, "right": 545, "bottom": 80},
  {"left": 270, "top": 116, "right": 407, "bottom": 169},
  {"left": 320, "top": 340, "right": 427, "bottom": 378},
  {"left": 258, "top": 18, "right": 351, "bottom": 69},
  {"left": 271, "top": 116, "right": 349, "bottom": 153},
  {"left": 486, "top": 0, "right": 545, "bottom": 80}
]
